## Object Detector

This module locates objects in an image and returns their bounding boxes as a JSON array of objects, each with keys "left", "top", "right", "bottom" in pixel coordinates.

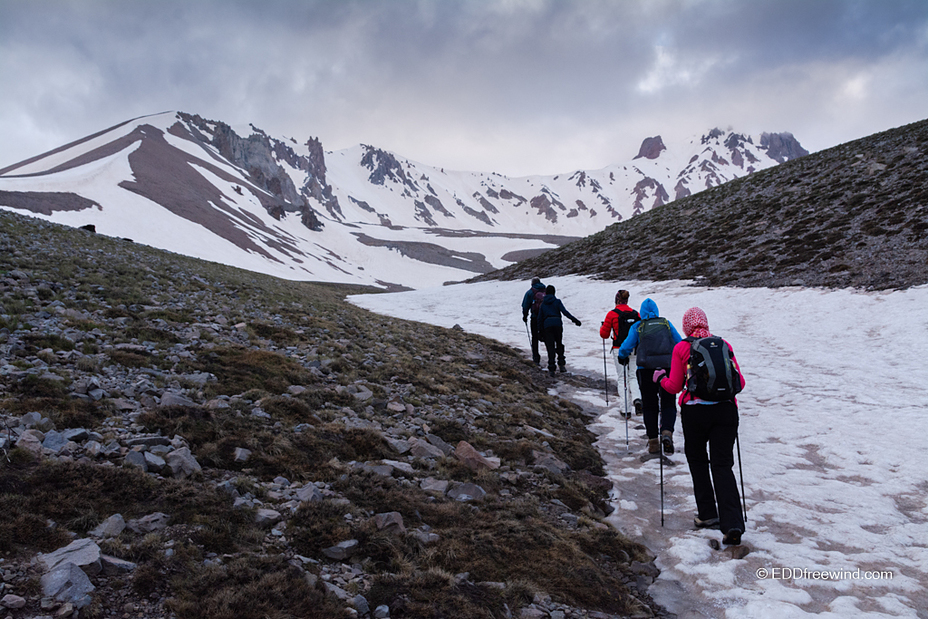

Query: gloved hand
[
  {"left": 652, "top": 369, "right": 667, "bottom": 383},
  {"left": 618, "top": 357, "right": 629, "bottom": 366},
  {"left": 522, "top": 315, "right": 527, "bottom": 323},
  {"left": 574, "top": 319, "right": 582, "bottom": 326}
]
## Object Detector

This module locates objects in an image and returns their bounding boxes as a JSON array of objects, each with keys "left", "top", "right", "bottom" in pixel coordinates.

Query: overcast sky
[{"left": 1, "top": 0, "right": 926, "bottom": 176}]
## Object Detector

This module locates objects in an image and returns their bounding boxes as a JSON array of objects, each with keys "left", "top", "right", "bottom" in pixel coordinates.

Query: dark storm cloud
[{"left": 1, "top": 0, "right": 926, "bottom": 175}]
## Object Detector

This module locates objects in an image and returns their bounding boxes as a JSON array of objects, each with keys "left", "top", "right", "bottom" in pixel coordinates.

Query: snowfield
[{"left": 350, "top": 276, "right": 928, "bottom": 619}]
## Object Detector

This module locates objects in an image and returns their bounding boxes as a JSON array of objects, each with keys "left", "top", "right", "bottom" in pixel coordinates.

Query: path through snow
[{"left": 350, "top": 277, "right": 928, "bottom": 618}]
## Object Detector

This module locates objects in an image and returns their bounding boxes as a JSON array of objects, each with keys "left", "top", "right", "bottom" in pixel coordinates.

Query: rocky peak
[
  {"left": 360, "top": 146, "right": 420, "bottom": 193},
  {"left": 634, "top": 136, "right": 666, "bottom": 160},
  {"left": 760, "top": 132, "right": 810, "bottom": 163}
]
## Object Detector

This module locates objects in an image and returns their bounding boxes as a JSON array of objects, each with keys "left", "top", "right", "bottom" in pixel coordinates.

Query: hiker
[
  {"left": 521, "top": 277, "right": 546, "bottom": 365},
  {"left": 599, "top": 289, "right": 642, "bottom": 419},
  {"left": 654, "top": 306, "right": 746, "bottom": 546},
  {"left": 617, "top": 298, "right": 681, "bottom": 455},
  {"left": 538, "top": 284, "right": 582, "bottom": 377}
]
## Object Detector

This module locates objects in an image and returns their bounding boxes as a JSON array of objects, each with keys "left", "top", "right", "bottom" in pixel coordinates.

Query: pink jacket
[{"left": 659, "top": 338, "right": 745, "bottom": 406}]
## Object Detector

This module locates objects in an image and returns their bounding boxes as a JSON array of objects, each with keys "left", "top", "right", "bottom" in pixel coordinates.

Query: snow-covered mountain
[{"left": 0, "top": 111, "right": 807, "bottom": 289}]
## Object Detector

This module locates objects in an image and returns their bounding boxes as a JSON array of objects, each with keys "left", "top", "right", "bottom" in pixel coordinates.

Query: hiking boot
[
  {"left": 661, "top": 430, "right": 674, "bottom": 455},
  {"left": 648, "top": 438, "right": 660, "bottom": 454},
  {"left": 558, "top": 364, "right": 567, "bottom": 373},
  {"left": 621, "top": 410, "right": 632, "bottom": 419},
  {"left": 694, "top": 516, "right": 720, "bottom": 529},
  {"left": 722, "top": 528, "right": 743, "bottom": 546},
  {"left": 548, "top": 369, "right": 556, "bottom": 378},
  {"left": 633, "top": 399, "right": 642, "bottom": 415}
]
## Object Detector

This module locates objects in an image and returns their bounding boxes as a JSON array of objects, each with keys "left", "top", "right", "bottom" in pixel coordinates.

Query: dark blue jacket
[
  {"left": 521, "top": 282, "right": 546, "bottom": 319},
  {"left": 538, "top": 294, "right": 579, "bottom": 331}
]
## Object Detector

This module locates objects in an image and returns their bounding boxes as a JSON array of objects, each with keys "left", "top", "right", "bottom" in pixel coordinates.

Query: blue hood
[{"left": 639, "top": 298, "right": 659, "bottom": 319}]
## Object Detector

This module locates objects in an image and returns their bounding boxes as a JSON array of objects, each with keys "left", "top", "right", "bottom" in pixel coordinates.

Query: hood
[
  {"left": 639, "top": 298, "right": 659, "bottom": 319},
  {"left": 532, "top": 282, "right": 546, "bottom": 291},
  {"left": 542, "top": 294, "right": 558, "bottom": 305}
]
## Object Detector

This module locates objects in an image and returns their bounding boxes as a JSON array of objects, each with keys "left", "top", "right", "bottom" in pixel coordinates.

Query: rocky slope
[
  {"left": 474, "top": 118, "right": 928, "bottom": 291},
  {"left": 0, "top": 209, "right": 671, "bottom": 619}
]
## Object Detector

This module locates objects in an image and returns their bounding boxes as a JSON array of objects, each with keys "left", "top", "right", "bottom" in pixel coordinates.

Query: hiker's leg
[
  {"left": 708, "top": 401, "right": 743, "bottom": 533},
  {"left": 682, "top": 407, "right": 717, "bottom": 521}
]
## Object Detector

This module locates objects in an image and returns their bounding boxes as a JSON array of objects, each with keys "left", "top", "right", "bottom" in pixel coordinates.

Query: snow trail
[{"left": 350, "top": 277, "right": 928, "bottom": 618}]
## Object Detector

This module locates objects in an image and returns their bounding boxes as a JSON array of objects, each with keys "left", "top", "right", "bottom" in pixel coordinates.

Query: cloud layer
[{"left": 2, "top": 0, "right": 926, "bottom": 176}]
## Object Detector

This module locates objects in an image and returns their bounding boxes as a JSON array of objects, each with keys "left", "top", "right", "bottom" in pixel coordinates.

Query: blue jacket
[
  {"left": 618, "top": 298, "right": 682, "bottom": 366},
  {"left": 539, "top": 293, "right": 579, "bottom": 331},
  {"left": 521, "top": 282, "right": 546, "bottom": 318}
]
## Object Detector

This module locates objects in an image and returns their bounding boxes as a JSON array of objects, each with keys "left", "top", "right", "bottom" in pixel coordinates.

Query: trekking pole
[
  {"left": 601, "top": 339, "right": 609, "bottom": 405},
  {"left": 524, "top": 319, "right": 532, "bottom": 350},
  {"left": 736, "top": 431, "right": 747, "bottom": 521},
  {"left": 623, "top": 365, "right": 629, "bottom": 452},
  {"left": 659, "top": 434, "right": 665, "bottom": 527}
]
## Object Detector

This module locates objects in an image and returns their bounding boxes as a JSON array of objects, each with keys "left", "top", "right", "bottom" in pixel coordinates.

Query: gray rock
[
  {"left": 373, "top": 512, "right": 406, "bottom": 535},
  {"left": 42, "top": 430, "right": 69, "bottom": 453},
  {"left": 0, "top": 593, "right": 26, "bottom": 609},
  {"left": 160, "top": 392, "right": 198, "bottom": 408},
  {"left": 124, "top": 450, "right": 148, "bottom": 472},
  {"left": 16, "top": 429, "right": 44, "bottom": 456},
  {"left": 101, "top": 555, "right": 137, "bottom": 575},
  {"left": 255, "top": 509, "right": 283, "bottom": 527},
  {"left": 296, "top": 485, "right": 323, "bottom": 503},
  {"left": 425, "top": 434, "right": 454, "bottom": 456},
  {"left": 448, "top": 482, "right": 487, "bottom": 502},
  {"left": 352, "top": 594, "right": 370, "bottom": 615},
  {"left": 322, "top": 539, "right": 359, "bottom": 561},
  {"left": 126, "top": 436, "right": 172, "bottom": 448},
  {"left": 61, "top": 428, "right": 90, "bottom": 443},
  {"left": 39, "top": 538, "right": 102, "bottom": 576},
  {"left": 409, "top": 438, "right": 445, "bottom": 459},
  {"left": 380, "top": 459, "right": 415, "bottom": 475},
  {"left": 383, "top": 436, "right": 410, "bottom": 454},
  {"left": 89, "top": 514, "right": 126, "bottom": 538},
  {"left": 127, "top": 512, "right": 170, "bottom": 533},
  {"left": 165, "top": 447, "right": 201, "bottom": 478},
  {"left": 420, "top": 478, "right": 449, "bottom": 495},
  {"left": 374, "top": 605, "right": 391, "bottom": 619},
  {"left": 41, "top": 562, "right": 94, "bottom": 608},
  {"left": 233, "top": 447, "right": 252, "bottom": 463},
  {"left": 143, "top": 451, "right": 166, "bottom": 473}
]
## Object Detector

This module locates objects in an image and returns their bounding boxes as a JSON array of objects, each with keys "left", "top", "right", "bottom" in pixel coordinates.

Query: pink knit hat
[{"left": 682, "top": 307, "right": 711, "bottom": 339}]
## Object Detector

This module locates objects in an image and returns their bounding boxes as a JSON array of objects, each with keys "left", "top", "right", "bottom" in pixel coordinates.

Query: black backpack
[
  {"left": 685, "top": 336, "right": 743, "bottom": 401},
  {"left": 609, "top": 309, "right": 640, "bottom": 348}
]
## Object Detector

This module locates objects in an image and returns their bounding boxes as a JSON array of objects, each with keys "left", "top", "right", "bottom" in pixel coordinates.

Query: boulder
[
  {"left": 373, "top": 512, "right": 406, "bottom": 535},
  {"left": 322, "top": 539, "right": 359, "bottom": 561},
  {"left": 123, "top": 450, "right": 147, "bottom": 472},
  {"left": 296, "top": 485, "right": 323, "bottom": 503},
  {"left": 89, "top": 514, "right": 126, "bottom": 539},
  {"left": 101, "top": 555, "right": 138, "bottom": 576},
  {"left": 409, "top": 438, "right": 445, "bottom": 459},
  {"left": 38, "top": 538, "right": 102, "bottom": 576},
  {"left": 454, "top": 441, "right": 500, "bottom": 472},
  {"left": 160, "top": 392, "right": 198, "bottom": 408},
  {"left": 448, "top": 482, "right": 487, "bottom": 502},
  {"left": 233, "top": 447, "right": 252, "bottom": 463},
  {"left": 255, "top": 509, "right": 283, "bottom": 527},
  {"left": 165, "top": 447, "right": 201, "bottom": 478},
  {"left": 40, "top": 562, "right": 94, "bottom": 608},
  {"left": 0, "top": 594, "right": 26, "bottom": 609},
  {"left": 127, "top": 512, "right": 170, "bottom": 534}
]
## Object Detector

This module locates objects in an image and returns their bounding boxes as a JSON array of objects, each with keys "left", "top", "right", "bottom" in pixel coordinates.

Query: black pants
[
  {"left": 543, "top": 325, "right": 565, "bottom": 372},
  {"left": 636, "top": 368, "right": 676, "bottom": 438},
  {"left": 681, "top": 401, "right": 744, "bottom": 534},
  {"left": 530, "top": 314, "right": 543, "bottom": 363}
]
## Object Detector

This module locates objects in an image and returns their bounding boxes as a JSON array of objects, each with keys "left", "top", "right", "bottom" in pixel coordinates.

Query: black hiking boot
[
  {"left": 694, "top": 516, "right": 720, "bottom": 529},
  {"left": 634, "top": 399, "right": 642, "bottom": 415},
  {"left": 722, "top": 528, "right": 743, "bottom": 545},
  {"left": 661, "top": 430, "right": 674, "bottom": 455},
  {"left": 558, "top": 363, "right": 566, "bottom": 373}
]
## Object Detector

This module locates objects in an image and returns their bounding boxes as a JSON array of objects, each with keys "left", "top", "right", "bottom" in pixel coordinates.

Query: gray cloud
[{"left": 1, "top": 0, "right": 926, "bottom": 176}]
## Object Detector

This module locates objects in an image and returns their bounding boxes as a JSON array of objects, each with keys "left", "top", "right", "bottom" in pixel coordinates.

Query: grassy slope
[{"left": 0, "top": 209, "right": 659, "bottom": 618}]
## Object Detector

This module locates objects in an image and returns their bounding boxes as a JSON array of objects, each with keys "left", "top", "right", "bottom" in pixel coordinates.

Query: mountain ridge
[{"left": 0, "top": 111, "right": 807, "bottom": 289}]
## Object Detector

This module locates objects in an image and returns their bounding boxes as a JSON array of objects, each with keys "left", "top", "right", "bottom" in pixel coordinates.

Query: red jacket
[
  {"left": 659, "top": 338, "right": 746, "bottom": 406},
  {"left": 599, "top": 304, "right": 640, "bottom": 348}
]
